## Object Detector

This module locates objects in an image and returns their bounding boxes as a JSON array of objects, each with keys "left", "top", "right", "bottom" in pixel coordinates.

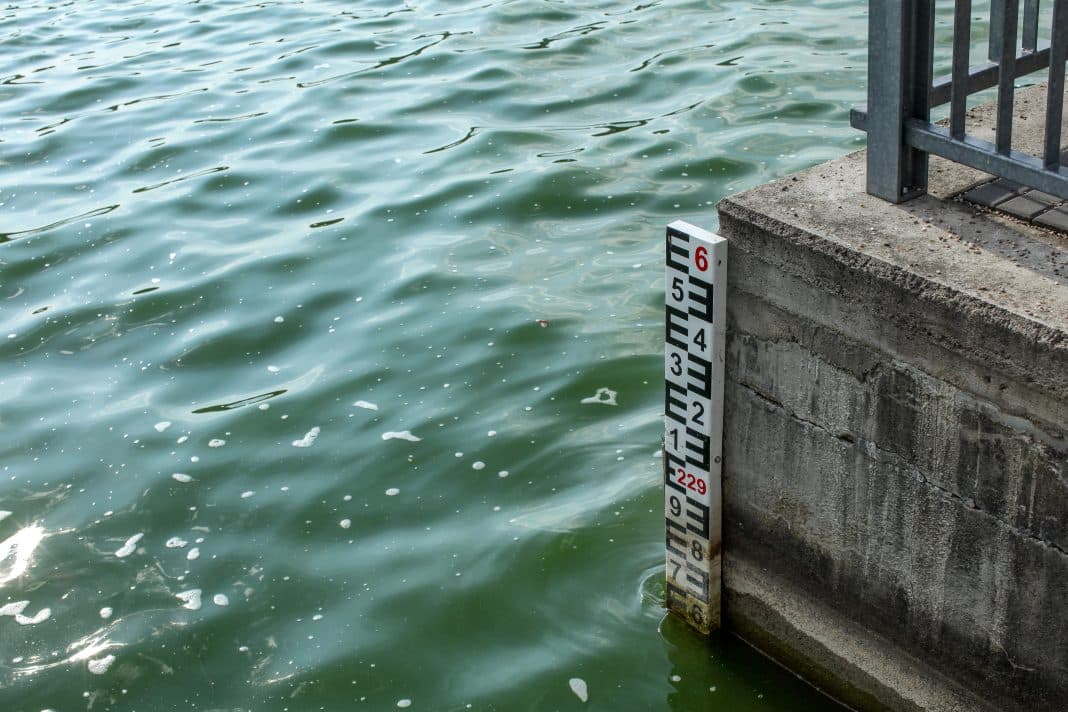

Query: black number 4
[{"left": 692, "top": 328, "right": 706, "bottom": 351}]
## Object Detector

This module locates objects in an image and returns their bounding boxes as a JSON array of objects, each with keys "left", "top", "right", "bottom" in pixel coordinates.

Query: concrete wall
[{"left": 715, "top": 93, "right": 1068, "bottom": 711}]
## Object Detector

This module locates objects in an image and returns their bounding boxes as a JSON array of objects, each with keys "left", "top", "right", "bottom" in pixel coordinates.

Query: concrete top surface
[{"left": 718, "top": 84, "right": 1068, "bottom": 339}]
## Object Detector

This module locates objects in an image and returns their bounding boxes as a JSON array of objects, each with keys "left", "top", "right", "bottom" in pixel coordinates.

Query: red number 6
[{"left": 695, "top": 246, "right": 708, "bottom": 272}]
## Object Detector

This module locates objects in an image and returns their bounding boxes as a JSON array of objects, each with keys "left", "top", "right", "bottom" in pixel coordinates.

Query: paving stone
[
  {"left": 997, "top": 194, "right": 1050, "bottom": 220},
  {"left": 1034, "top": 206, "right": 1068, "bottom": 232},
  {"left": 1023, "top": 190, "right": 1065, "bottom": 206},
  {"left": 962, "top": 181, "right": 1018, "bottom": 207}
]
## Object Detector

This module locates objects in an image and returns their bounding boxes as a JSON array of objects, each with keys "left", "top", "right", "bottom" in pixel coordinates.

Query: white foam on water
[
  {"left": 382, "top": 431, "right": 420, "bottom": 442},
  {"left": 165, "top": 537, "right": 188, "bottom": 549},
  {"left": 580, "top": 388, "right": 617, "bottom": 406},
  {"left": 87, "top": 654, "right": 115, "bottom": 675},
  {"left": 385, "top": 488, "right": 400, "bottom": 496},
  {"left": 0, "top": 600, "right": 29, "bottom": 617},
  {"left": 208, "top": 439, "right": 226, "bottom": 448},
  {"left": 15, "top": 607, "right": 50, "bottom": 625},
  {"left": 569, "top": 677, "right": 589, "bottom": 702},
  {"left": 213, "top": 593, "right": 229, "bottom": 606},
  {"left": 115, "top": 533, "right": 143, "bottom": 558},
  {"left": 339, "top": 519, "right": 351, "bottom": 529},
  {"left": 186, "top": 547, "right": 200, "bottom": 561},
  {"left": 292, "top": 426, "right": 321, "bottom": 448},
  {"left": 176, "top": 589, "right": 202, "bottom": 610},
  {"left": 353, "top": 400, "right": 378, "bottom": 411},
  {"left": 154, "top": 421, "right": 172, "bottom": 432},
  {"left": 472, "top": 461, "right": 485, "bottom": 470},
  {"left": 99, "top": 607, "right": 113, "bottom": 619},
  {"left": 0, "top": 511, "right": 9, "bottom": 523},
  {"left": 240, "top": 491, "right": 255, "bottom": 499}
]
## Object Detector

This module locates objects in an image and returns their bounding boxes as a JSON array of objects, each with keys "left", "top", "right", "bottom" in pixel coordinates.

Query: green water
[{"left": 1, "top": 1, "right": 870, "bottom": 709}]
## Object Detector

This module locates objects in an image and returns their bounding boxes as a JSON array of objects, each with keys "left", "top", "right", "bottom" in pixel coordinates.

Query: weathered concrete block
[{"left": 716, "top": 85, "right": 1068, "bottom": 711}]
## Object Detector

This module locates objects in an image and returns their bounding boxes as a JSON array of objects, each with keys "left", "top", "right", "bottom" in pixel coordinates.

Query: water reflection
[
  {"left": 0, "top": 524, "right": 45, "bottom": 585},
  {"left": 13, "top": 627, "right": 116, "bottom": 680}
]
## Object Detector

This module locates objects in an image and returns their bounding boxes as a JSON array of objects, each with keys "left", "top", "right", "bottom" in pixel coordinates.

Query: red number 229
[{"left": 676, "top": 468, "right": 707, "bottom": 495}]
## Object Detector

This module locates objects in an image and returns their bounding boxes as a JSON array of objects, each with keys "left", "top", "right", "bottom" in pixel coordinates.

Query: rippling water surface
[{"left": 2, "top": 1, "right": 870, "bottom": 709}]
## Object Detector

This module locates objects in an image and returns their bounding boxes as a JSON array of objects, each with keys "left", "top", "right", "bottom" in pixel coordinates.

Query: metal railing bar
[
  {"left": 905, "top": 118, "right": 1068, "bottom": 197},
  {"left": 1045, "top": 0, "right": 1067, "bottom": 168},
  {"left": 1023, "top": 0, "right": 1040, "bottom": 52},
  {"left": 866, "top": 0, "right": 925, "bottom": 200},
  {"left": 994, "top": 0, "right": 1020, "bottom": 154},
  {"left": 914, "top": 0, "right": 936, "bottom": 119},
  {"left": 849, "top": 106, "right": 869, "bottom": 131},
  {"left": 951, "top": 0, "right": 974, "bottom": 139},
  {"left": 930, "top": 43, "right": 1051, "bottom": 105},
  {"left": 990, "top": 0, "right": 1007, "bottom": 61}
]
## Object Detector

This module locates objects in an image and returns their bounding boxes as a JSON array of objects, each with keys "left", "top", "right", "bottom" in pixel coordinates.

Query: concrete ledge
[
  {"left": 725, "top": 554, "right": 992, "bottom": 712},
  {"left": 716, "top": 83, "right": 1068, "bottom": 710}
]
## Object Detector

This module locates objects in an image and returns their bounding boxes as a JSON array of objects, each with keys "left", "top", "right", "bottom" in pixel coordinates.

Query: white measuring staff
[{"left": 664, "top": 220, "right": 726, "bottom": 634}]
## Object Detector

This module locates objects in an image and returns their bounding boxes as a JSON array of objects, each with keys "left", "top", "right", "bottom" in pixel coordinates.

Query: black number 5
[{"left": 671, "top": 277, "right": 684, "bottom": 302}]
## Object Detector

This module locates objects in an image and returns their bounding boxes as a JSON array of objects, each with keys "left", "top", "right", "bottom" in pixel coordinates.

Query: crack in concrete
[{"left": 735, "top": 378, "right": 1068, "bottom": 559}]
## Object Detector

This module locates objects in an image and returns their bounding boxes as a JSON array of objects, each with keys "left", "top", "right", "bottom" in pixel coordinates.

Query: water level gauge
[{"left": 663, "top": 220, "right": 726, "bottom": 635}]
